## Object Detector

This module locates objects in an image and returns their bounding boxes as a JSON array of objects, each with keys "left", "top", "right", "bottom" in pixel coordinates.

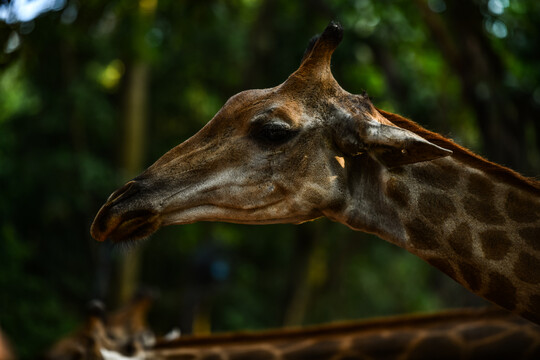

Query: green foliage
[{"left": 0, "top": 0, "right": 538, "bottom": 358}]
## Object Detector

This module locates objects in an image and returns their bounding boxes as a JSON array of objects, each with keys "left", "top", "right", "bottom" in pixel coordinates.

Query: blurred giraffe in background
[
  {"left": 43, "top": 291, "right": 155, "bottom": 360},
  {"left": 46, "top": 306, "right": 540, "bottom": 360},
  {"left": 147, "top": 308, "right": 540, "bottom": 360},
  {"left": 91, "top": 22, "right": 540, "bottom": 323},
  {"left": 0, "top": 328, "right": 14, "bottom": 360}
]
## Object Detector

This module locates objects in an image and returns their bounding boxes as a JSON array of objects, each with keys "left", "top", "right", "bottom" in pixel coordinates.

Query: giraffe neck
[
  {"left": 148, "top": 308, "right": 540, "bottom": 359},
  {"left": 334, "top": 154, "right": 540, "bottom": 323}
]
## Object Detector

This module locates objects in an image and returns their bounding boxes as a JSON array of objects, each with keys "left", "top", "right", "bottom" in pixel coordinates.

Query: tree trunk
[
  {"left": 116, "top": 60, "right": 150, "bottom": 305},
  {"left": 283, "top": 223, "right": 327, "bottom": 326}
]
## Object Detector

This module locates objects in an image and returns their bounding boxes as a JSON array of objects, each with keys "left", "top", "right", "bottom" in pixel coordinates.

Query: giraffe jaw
[
  {"left": 160, "top": 203, "right": 315, "bottom": 227},
  {"left": 90, "top": 195, "right": 316, "bottom": 243}
]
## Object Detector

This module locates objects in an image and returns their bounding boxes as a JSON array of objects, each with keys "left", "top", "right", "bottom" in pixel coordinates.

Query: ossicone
[{"left": 292, "top": 21, "right": 344, "bottom": 82}]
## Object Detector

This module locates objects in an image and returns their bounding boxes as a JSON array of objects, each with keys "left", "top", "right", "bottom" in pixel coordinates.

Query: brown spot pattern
[
  {"left": 417, "top": 192, "right": 456, "bottom": 225},
  {"left": 463, "top": 196, "right": 505, "bottom": 225},
  {"left": 171, "top": 355, "right": 197, "bottom": 360},
  {"left": 427, "top": 258, "right": 457, "bottom": 280},
  {"left": 351, "top": 332, "right": 414, "bottom": 358},
  {"left": 470, "top": 332, "right": 531, "bottom": 359},
  {"left": 467, "top": 173, "right": 494, "bottom": 199},
  {"left": 506, "top": 190, "right": 540, "bottom": 223},
  {"left": 447, "top": 223, "right": 473, "bottom": 258},
  {"left": 529, "top": 345, "right": 540, "bottom": 359},
  {"left": 479, "top": 230, "right": 511, "bottom": 261},
  {"left": 484, "top": 272, "right": 516, "bottom": 311},
  {"left": 385, "top": 177, "right": 410, "bottom": 208},
  {"left": 519, "top": 227, "right": 540, "bottom": 251},
  {"left": 460, "top": 325, "right": 504, "bottom": 341},
  {"left": 410, "top": 164, "right": 459, "bottom": 190},
  {"left": 521, "top": 311, "right": 540, "bottom": 325},
  {"left": 514, "top": 252, "right": 540, "bottom": 284},
  {"left": 529, "top": 294, "right": 540, "bottom": 309},
  {"left": 283, "top": 340, "right": 339, "bottom": 360},
  {"left": 405, "top": 218, "right": 440, "bottom": 250},
  {"left": 202, "top": 355, "right": 221, "bottom": 360},
  {"left": 457, "top": 261, "right": 482, "bottom": 292},
  {"left": 230, "top": 350, "right": 274, "bottom": 360},
  {"left": 408, "top": 335, "right": 460, "bottom": 360}
]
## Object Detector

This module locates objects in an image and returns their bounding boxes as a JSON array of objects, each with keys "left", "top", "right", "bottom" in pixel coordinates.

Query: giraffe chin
[{"left": 91, "top": 209, "right": 162, "bottom": 243}]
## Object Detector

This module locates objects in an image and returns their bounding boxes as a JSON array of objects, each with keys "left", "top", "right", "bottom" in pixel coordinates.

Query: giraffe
[
  {"left": 90, "top": 22, "right": 540, "bottom": 323},
  {"left": 44, "top": 292, "right": 155, "bottom": 360},
  {"left": 46, "top": 302, "right": 540, "bottom": 360},
  {"left": 44, "top": 300, "right": 115, "bottom": 360},
  {"left": 0, "top": 328, "right": 14, "bottom": 360},
  {"left": 146, "top": 308, "right": 540, "bottom": 360}
]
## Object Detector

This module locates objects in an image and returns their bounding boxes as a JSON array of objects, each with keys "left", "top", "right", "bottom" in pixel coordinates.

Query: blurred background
[{"left": 0, "top": 0, "right": 539, "bottom": 358}]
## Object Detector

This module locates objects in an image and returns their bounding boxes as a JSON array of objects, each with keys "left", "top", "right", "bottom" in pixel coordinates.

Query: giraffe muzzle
[{"left": 90, "top": 181, "right": 162, "bottom": 242}]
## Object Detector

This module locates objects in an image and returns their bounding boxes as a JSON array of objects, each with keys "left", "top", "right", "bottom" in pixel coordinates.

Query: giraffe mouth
[
  {"left": 91, "top": 207, "right": 162, "bottom": 243},
  {"left": 90, "top": 180, "right": 166, "bottom": 243}
]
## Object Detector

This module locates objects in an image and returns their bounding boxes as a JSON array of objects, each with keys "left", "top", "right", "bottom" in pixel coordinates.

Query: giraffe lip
[{"left": 91, "top": 208, "right": 162, "bottom": 243}]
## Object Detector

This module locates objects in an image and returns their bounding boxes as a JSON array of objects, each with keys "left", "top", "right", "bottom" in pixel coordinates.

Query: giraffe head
[
  {"left": 44, "top": 293, "right": 156, "bottom": 359},
  {"left": 91, "top": 22, "right": 451, "bottom": 243}
]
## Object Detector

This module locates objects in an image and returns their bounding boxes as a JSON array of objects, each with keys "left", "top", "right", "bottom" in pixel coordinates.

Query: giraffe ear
[{"left": 332, "top": 114, "right": 452, "bottom": 168}]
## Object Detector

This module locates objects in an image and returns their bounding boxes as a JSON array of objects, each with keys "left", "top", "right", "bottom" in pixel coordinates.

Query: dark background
[{"left": 1, "top": 0, "right": 539, "bottom": 358}]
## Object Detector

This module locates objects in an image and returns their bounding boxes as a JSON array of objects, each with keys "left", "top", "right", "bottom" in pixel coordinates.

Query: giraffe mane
[{"left": 378, "top": 108, "right": 540, "bottom": 195}]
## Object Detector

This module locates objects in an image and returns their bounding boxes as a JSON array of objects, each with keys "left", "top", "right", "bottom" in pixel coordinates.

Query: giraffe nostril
[{"left": 107, "top": 181, "right": 140, "bottom": 205}]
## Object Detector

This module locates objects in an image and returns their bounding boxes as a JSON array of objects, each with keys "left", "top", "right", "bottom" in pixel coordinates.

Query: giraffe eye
[{"left": 254, "top": 123, "right": 297, "bottom": 145}]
